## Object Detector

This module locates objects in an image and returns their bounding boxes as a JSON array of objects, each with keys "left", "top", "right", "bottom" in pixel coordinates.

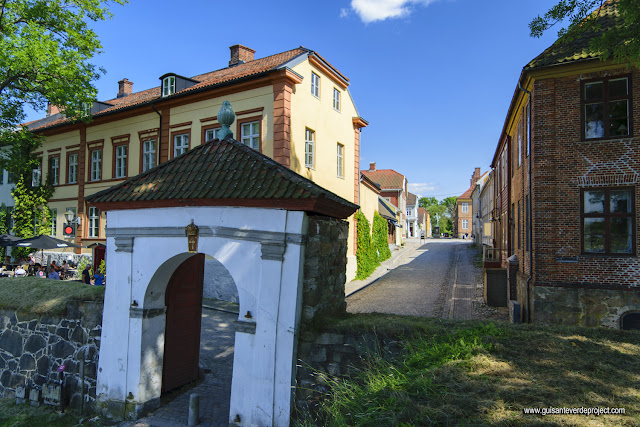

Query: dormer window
[
  {"left": 82, "top": 102, "right": 92, "bottom": 116},
  {"left": 162, "top": 76, "right": 176, "bottom": 97}
]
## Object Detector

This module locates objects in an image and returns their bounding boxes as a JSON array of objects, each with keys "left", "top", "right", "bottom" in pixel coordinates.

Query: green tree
[
  {"left": 530, "top": 0, "right": 640, "bottom": 66},
  {"left": 441, "top": 196, "right": 457, "bottom": 220},
  {"left": 0, "top": 0, "right": 127, "bottom": 131},
  {"left": 418, "top": 197, "right": 438, "bottom": 208},
  {"left": 11, "top": 174, "right": 52, "bottom": 259},
  {"left": 355, "top": 211, "right": 379, "bottom": 280},
  {"left": 372, "top": 212, "right": 391, "bottom": 262}
]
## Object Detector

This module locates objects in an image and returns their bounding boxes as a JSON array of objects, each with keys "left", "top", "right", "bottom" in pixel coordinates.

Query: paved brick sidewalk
[{"left": 119, "top": 306, "right": 237, "bottom": 427}]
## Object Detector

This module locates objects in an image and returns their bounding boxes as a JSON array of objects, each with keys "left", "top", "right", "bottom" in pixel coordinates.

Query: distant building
[
  {"left": 406, "top": 192, "right": 418, "bottom": 237},
  {"left": 454, "top": 168, "right": 482, "bottom": 238}
]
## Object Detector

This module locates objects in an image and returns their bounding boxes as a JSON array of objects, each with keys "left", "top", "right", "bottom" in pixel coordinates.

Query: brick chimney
[
  {"left": 369, "top": 162, "right": 376, "bottom": 171},
  {"left": 117, "top": 78, "right": 133, "bottom": 98},
  {"left": 470, "top": 167, "right": 481, "bottom": 186},
  {"left": 46, "top": 103, "right": 60, "bottom": 117},
  {"left": 229, "top": 45, "right": 255, "bottom": 66}
]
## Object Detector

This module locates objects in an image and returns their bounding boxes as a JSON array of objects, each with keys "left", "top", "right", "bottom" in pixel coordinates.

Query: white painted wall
[{"left": 96, "top": 206, "right": 308, "bottom": 426}]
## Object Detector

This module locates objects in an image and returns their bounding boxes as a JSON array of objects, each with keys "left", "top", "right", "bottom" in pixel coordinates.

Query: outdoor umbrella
[
  {"left": 0, "top": 234, "right": 22, "bottom": 247},
  {"left": 15, "top": 235, "right": 83, "bottom": 269}
]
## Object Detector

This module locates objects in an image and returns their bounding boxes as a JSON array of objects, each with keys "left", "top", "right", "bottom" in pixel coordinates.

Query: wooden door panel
[{"left": 162, "top": 254, "right": 205, "bottom": 393}]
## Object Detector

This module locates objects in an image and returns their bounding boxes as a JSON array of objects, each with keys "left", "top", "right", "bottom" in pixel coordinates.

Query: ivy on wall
[
  {"left": 372, "top": 212, "right": 391, "bottom": 262},
  {"left": 355, "top": 211, "right": 379, "bottom": 280},
  {"left": 11, "top": 175, "right": 52, "bottom": 260}
]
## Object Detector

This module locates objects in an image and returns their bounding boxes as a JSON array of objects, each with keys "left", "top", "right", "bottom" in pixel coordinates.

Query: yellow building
[{"left": 26, "top": 45, "right": 367, "bottom": 278}]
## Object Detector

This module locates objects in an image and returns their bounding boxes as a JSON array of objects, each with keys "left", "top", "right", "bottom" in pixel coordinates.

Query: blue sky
[{"left": 28, "top": 0, "right": 564, "bottom": 200}]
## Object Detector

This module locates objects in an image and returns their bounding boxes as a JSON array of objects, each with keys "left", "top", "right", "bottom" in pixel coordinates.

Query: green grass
[
  {"left": 0, "top": 278, "right": 104, "bottom": 315},
  {"left": 0, "top": 398, "right": 114, "bottom": 427},
  {"left": 301, "top": 314, "right": 640, "bottom": 426}
]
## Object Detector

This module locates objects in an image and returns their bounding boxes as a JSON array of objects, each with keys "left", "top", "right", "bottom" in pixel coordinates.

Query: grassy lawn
[
  {"left": 0, "top": 278, "right": 104, "bottom": 315},
  {"left": 0, "top": 397, "right": 114, "bottom": 427},
  {"left": 302, "top": 314, "right": 640, "bottom": 426}
]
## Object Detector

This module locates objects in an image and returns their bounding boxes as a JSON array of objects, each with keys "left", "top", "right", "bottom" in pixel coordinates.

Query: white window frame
[
  {"left": 50, "top": 156, "right": 59, "bottom": 185},
  {"left": 336, "top": 143, "right": 344, "bottom": 178},
  {"left": 162, "top": 76, "right": 176, "bottom": 97},
  {"left": 88, "top": 206, "right": 100, "bottom": 238},
  {"left": 462, "top": 202, "right": 469, "bottom": 213},
  {"left": 174, "top": 134, "right": 189, "bottom": 158},
  {"left": 90, "top": 150, "right": 101, "bottom": 181},
  {"left": 68, "top": 153, "right": 78, "bottom": 184},
  {"left": 114, "top": 145, "right": 127, "bottom": 178},
  {"left": 311, "top": 72, "right": 320, "bottom": 98},
  {"left": 82, "top": 102, "right": 92, "bottom": 116},
  {"left": 462, "top": 219, "right": 469, "bottom": 229},
  {"left": 241, "top": 121, "right": 260, "bottom": 151},
  {"left": 142, "top": 140, "right": 156, "bottom": 172},
  {"left": 205, "top": 128, "right": 219, "bottom": 142},
  {"left": 32, "top": 165, "right": 41, "bottom": 187},
  {"left": 333, "top": 88, "right": 341, "bottom": 111},
  {"left": 305, "top": 128, "right": 315, "bottom": 168},
  {"left": 50, "top": 208, "right": 57, "bottom": 236}
]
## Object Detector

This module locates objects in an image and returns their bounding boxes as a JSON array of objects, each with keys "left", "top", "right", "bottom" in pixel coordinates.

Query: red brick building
[
  {"left": 361, "top": 162, "right": 408, "bottom": 242},
  {"left": 490, "top": 0, "right": 639, "bottom": 329}
]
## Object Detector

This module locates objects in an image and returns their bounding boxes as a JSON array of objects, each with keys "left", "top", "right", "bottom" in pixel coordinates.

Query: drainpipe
[
  {"left": 152, "top": 104, "right": 162, "bottom": 161},
  {"left": 518, "top": 81, "right": 533, "bottom": 323}
]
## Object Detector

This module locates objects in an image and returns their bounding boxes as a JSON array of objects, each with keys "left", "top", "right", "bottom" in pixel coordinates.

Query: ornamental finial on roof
[{"left": 217, "top": 101, "right": 235, "bottom": 140}]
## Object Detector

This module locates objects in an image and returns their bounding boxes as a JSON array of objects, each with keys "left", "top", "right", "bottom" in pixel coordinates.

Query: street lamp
[{"left": 64, "top": 210, "right": 81, "bottom": 225}]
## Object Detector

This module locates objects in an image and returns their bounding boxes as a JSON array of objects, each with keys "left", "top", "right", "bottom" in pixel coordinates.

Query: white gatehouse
[{"left": 87, "top": 106, "right": 357, "bottom": 426}]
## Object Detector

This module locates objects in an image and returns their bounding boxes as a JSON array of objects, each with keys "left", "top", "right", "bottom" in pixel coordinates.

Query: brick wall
[{"left": 508, "top": 66, "right": 640, "bottom": 327}]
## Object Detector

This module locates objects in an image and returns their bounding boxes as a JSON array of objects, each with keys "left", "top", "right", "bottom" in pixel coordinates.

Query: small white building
[{"left": 86, "top": 122, "right": 357, "bottom": 425}]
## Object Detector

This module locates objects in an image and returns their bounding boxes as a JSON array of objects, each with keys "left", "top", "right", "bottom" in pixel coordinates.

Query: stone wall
[
  {"left": 534, "top": 285, "right": 640, "bottom": 328},
  {"left": 300, "top": 215, "right": 349, "bottom": 324},
  {"left": 294, "top": 329, "right": 403, "bottom": 421},
  {"left": 0, "top": 301, "right": 102, "bottom": 410}
]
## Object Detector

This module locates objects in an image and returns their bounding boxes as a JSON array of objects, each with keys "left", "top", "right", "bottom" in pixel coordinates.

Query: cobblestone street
[
  {"left": 120, "top": 307, "right": 236, "bottom": 427},
  {"left": 347, "top": 239, "right": 508, "bottom": 320}
]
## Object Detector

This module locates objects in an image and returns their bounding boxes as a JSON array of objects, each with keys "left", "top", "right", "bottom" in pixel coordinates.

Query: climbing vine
[
  {"left": 11, "top": 175, "right": 53, "bottom": 259},
  {"left": 372, "top": 211, "right": 391, "bottom": 261},
  {"left": 355, "top": 211, "right": 379, "bottom": 280}
]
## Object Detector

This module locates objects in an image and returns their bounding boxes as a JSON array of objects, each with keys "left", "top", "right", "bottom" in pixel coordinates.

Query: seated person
[
  {"left": 38, "top": 266, "right": 46, "bottom": 278},
  {"left": 14, "top": 265, "right": 26, "bottom": 277},
  {"left": 48, "top": 269, "right": 60, "bottom": 280},
  {"left": 82, "top": 265, "right": 91, "bottom": 284},
  {"left": 50, "top": 261, "right": 61, "bottom": 273},
  {"left": 93, "top": 270, "right": 104, "bottom": 286}
]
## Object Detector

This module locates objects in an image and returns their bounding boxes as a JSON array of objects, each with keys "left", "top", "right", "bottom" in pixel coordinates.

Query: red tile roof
[
  {"left": 407, "top": 192, "right": 417, "bottom": 206},
  {"left": 459, "top": 186, "right": 473, "bottom": 199},
  {"left": 418, "top": 207, "right": 429, "bottom": 222},
  {"left": 85, "top": 135, "right": 358, "bottom": 219},
  {"left": 361, "top": 169, "right": 405, "bottom": 190},
  {"left": 27, "top": 47, "right": 310, "bottom": 132}
]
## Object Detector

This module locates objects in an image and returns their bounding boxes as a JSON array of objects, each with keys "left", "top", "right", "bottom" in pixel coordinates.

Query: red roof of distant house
[
  {"left": 407, "top": 192, "right": 417, "bottom": 206},
  {"left": 459, "top": 186, "right": 473, "bottom": 199},
  {"left": 418, "top": 207, "right": 429, "bottom": 221},
  {"left": 361, "top": 169, "right": 405, "bottom": 190}
]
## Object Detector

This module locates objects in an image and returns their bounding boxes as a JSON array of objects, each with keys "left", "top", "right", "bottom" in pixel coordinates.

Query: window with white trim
[
  {"left": 462, "top": 219, "right": 469, "bottom": 229},
  {"left": 88, "top": 206, "right": 100, "bottom": 238},
  {"left": 114, "top": 145, "right": 127, "bottom": 178},
  {"left": 68, "top": 153, "right": 78, "bottom": 184},
  {"left": 336, "top": 143, "right": 344, "bottom": 178},
  {"left": 205, "top": 128, "right": 219, "bottom": 142},
  {"left": 305, "top": 128, "right": 315, "bottom": 168},
  {"left": 462, "top": 202, "right": 469, "bottom": 213},
  {"left": 50, "top": 208, "right": 57, "bottom": 236},
  {"left": 333, "top": 88, "right": 341, "bottom": 111},
  {"left": 49, "top": 156, "right": 59, "bottom": 185},
  {"left": 241, "top": 122, "right": 260, "bottom": 150},
  {"left": 90, "top": 150, "right": 101, "bottom": 181},
  {"left": 174, "top": 134, "right": 189, "bottom": 157},
  {"left": 162, "top": 76, "right": 176, "bottom": 97},
  {"left": 311, "top": 72, "right": 320, "bottom": 98},
  {"left": 142, "top": 140, "right": 156, "bottom": 172}
]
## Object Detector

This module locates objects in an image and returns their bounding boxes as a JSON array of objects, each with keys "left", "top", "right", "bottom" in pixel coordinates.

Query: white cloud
[
  {"left": 339, "top": 8, "right": 350, "bottom": 18},
  {"left": 350, "top": 0, "right": 437, "bottom": 23},
  {"left": 407, "top": 182, "right": 437, "bottom": 196}
]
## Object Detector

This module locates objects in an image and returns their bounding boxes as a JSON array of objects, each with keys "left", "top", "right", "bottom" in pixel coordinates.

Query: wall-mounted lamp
[{"left": 64, "top": 209, "right": 82, "bottom": 225}]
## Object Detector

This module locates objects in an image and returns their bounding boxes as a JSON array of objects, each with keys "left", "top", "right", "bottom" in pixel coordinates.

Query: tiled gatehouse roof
[{"left": 85, "top": 135, "right": 359, "bottom": 219}]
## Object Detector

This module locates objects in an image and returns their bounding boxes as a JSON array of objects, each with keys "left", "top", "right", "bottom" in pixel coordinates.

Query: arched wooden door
[{"left": 162, "top": 253, "right": 205, "bottom": 393}]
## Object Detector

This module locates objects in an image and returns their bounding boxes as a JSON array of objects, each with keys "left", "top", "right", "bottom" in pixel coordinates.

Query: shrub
[
  {"left": 372, "top": 211, "right": 391, "bottom": 261},
  {"left": 355, "top": 211, "right": 379, "bottom": 279}
]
